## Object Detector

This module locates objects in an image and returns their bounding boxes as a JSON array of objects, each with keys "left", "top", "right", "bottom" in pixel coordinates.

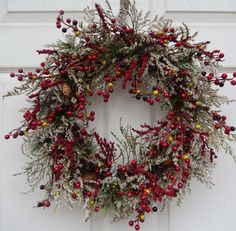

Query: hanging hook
[{"left": 119, "top": 0, "right": 130, "bottom": 19}]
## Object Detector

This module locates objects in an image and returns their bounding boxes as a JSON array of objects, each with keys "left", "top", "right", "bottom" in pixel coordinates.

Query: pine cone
[
  {"left": 61, "top": 82, "right": 72, "bottom": 97},
  {"left": 82, "top": 173, "right": 98, "bottom": 186},
  {"left": 162, "top": 158, "right": 174, "bottom": 167}
]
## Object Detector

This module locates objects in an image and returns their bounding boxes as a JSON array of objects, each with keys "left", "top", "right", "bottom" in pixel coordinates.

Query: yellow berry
[
  {"left": 97, "top": 163, "right": 102, "bottom": 168},
  {"left": 195, "top": 101, "right": 201, "bottom": 106},
  {"left": 32, "top": 75, "right": 37, "bottom": 80},
  {"left": 188, "top": 82, "right": 193, "bottom": 88},
  {"left": 176, "top": 116, "right": 181, "bottom": 121},
  {"left": 140, "top": 214, "right": 145, "bottom": 222},
  {"left": 182, "top": 154, "right": 189, "bottom": 160},
  {"left": 195, "top": 124, "right": 202, "bottom": 129},
  {"left": 102, "top": 60, "right": 107, "bottom": 66},
  {"left": 136, "top": 89, "right": 141, "bottom": 94},
  {"left": 115, "top": 70, "right": 122, "bottom": 77},
  {"left": 168, "top": 135, "right": 173, "bottom": 142},
  {"left": 153, "top": 90, "right": 159, "bottom": 96},
  {"left": 108, "top": 82, "right": 113, "bottom": 88},
  {"left": 54, "top": 191, "right": 60, "bottom": 197},
  {"left": 171, "top": 68, "right": 178, "bottom": 75},
  {"left": 157, "top": 31, "right": 164, "bottom": 36},
  {"left": 42, "top": 121, "right": 48, "bottom": 127},
  {"left": 90, "top": 200, "right": 95, "bottom": 206},
  {"left": 75, "top": 31, "right": 81, "bottom": 36},
  {"left": 144, "top": 188, "right": 150, "bottom": 194}
]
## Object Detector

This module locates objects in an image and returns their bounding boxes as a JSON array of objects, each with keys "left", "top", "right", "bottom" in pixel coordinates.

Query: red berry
[
  {"left": 169, "top": 175, "right": 175, "bottom": 181},
  {"left": 146, "top": 206, "right": 151, "bottom": 213},
  {"left": 13, "top": 132, "right": 18, "bottom": 139},
  {"left": 80, "top": 128, "right": 87, "bottom": 136},
  {"left": 77, "top": 112, "right": 83, "bottom": 119},
  {"left": 66, "top": 111, "right": 73, "bottom": 117},
  {"left": 111, "top": 18, "right": 116, "bottom": 23},
  {"left": 57, "top": 163, "right": 64, "bottom": 170},
  {"left": 106, "top": 171, "right": 111, "bottom": 176},
  {"left": 185, "top": 158, "right": 190, "bottom": 164},
  {"left": 131, "top": 160, "right": 137, "bottom": 165},
  {"left": 168, "top": 111, "right": 174, "bottom": 117},
  {"left": 161, "top": 142, "right": 168, "bottom": 148},
  {"left": 233, "top": 72, "right": 236, "bottom": 78},
  {"left": 127, "top": 192, "right": 133, "bottom": 198},
  {"left": 219, "top": 53, "right": 224, "bottom": 58},
  {"left": 178, "top": 182, "right": 183, "bottom": 188},
  {"left": 86, "top": 191, "right": 92, "bottom": 197},
  {"left": 18, "top": 68, "right": 23, "bottom": 73},
  {"left": 66, "top": 18, "right": 71, "bottom": 24},
  {"left": 221, "top": 73, "right": 227, "bottom": 79},
  {"left": 129, "top": 221, "right": 134, "bottom": 226},
  {"left": 85, "top": 37, "right": 90, "bottom": 42},
  {"left": 113, "top": 26, "right": 118, "bottom": 32},
  {"left": 183, "top": 169, "right": 189, "bottom": 177},
  {"left": 122, "top": 25, "right": 127, "bottom": 30},
  {"left": 56, "top": 22, "right": 61, "bottom": 28},
  {"left": 4, "top": 134, "right": 10, "bottom": 139},
  {"left": 44, "top": 200, "right": 51, "bottom": 207},
  {"left": 172, "top": 146, "right": 178, "bottom": 152},
  {"left": 17, "top": 75, "right": 23, "bottom": 81},
  {"left": 73, "top": 181, "right": 81, "bottom": 189},
  {"left": 175, "top": 166, "right": 180, "bottom": 171},
  {"left": 164, "top": 27, "right": 168, "bottom": 33},
  {"left": 107, "top": 161, "right": 112, "bottom": 167},
  {"left": 59, "top": 10, "right": 64, "bottom": 15},
  {"left": 119, "top": 165, "right": 126, "bottom": 172},
  {"left": 175, "top": 41, "right": 182, "bottom": 47},
  {"left": 215, "top": 124, "right": 221, "bottom": 129},
  {"left": 207, "top": 73, "right": 214, "bottom": 80},
  {"left": 170, "top": 27, "right": 175, "bottom": 33},
  {"left": 78, "top": 66, "right": 83, "bottom": 72},
  {"left": 10, "top": 72, "right": 15, "bottom": 77},
  {"left": 35, "top": 68, "right": 41, "bottom": 73},
  {"left": 231, "top": 80, "right": 236, "bottom": 85},
  {"left": 135, "top": 224, "right": 140, "bottom": 230},
  {"left": 84, "top": 66, "right": 89, "bottom": 72},
  {"left": 163, "top": 92, "right": 170, "bottom": 98}
]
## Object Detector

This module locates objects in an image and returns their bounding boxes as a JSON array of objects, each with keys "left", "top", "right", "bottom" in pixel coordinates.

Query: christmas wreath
[{"left": 4, "top": 1, "right": 236, "bottom": 230}]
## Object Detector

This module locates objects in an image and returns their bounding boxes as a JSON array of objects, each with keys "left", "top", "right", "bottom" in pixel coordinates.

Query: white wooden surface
[{"left": 0, "top": 0, "right": 236, "bottom": 231}]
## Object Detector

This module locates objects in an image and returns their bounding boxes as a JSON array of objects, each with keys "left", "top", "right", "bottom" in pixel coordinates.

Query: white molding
[
  {"left": 164, "top": 0, "right": 236, "bottom": 12},
  {"left": 0, "top": 66, "right": 37, "bottom": 73},
  {"left": 0, "top": 10, "right": 85, "bottom": 24},
  {"left": 164, "top": 11, "right": 236, "bottom": 23},
  {"left": 0, "top": 0, "right": 8, "bottom": 22},
  {"left": 0, "top": 66, "right": 235, "bottom": 74}
]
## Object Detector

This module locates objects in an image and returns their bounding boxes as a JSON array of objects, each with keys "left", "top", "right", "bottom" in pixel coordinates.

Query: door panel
[{"left": 1, "top": 1, "right": 236, "bottom": 231}]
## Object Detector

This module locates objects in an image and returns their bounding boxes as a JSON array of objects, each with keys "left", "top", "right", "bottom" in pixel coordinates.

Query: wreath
[{"left": 4, "top": 2, "right": 236, "bottom": 230}]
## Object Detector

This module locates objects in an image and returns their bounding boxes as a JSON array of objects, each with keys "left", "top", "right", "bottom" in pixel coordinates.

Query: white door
[{"left": 1, "top": 1, "right": 236, "bottom": 231}]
